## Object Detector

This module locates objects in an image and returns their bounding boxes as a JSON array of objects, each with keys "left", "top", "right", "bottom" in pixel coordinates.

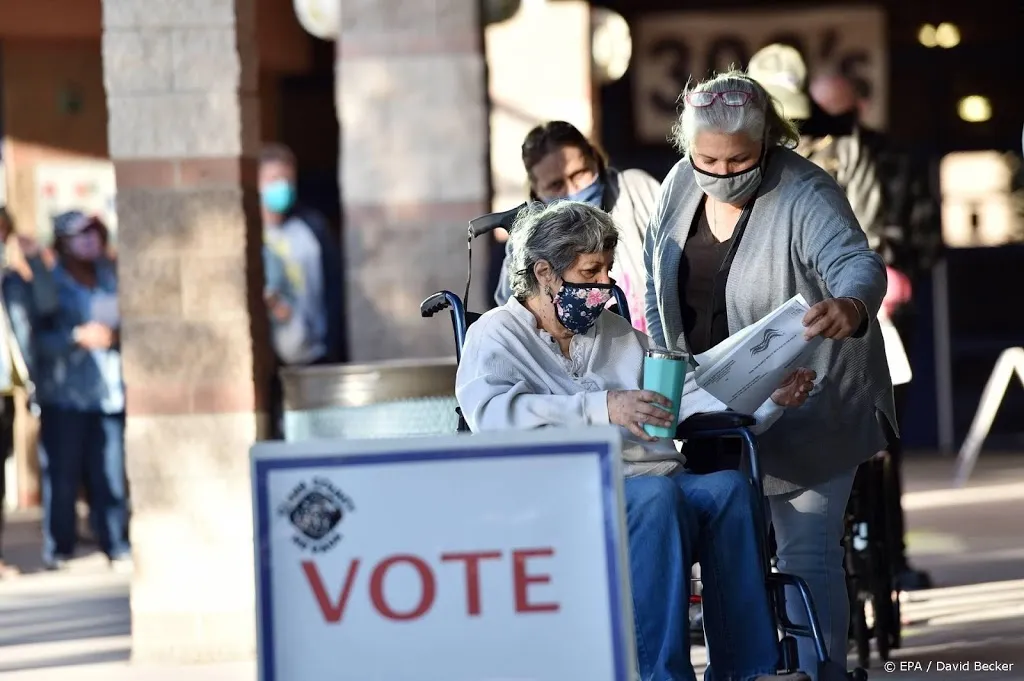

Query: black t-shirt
[
  {"left": 677, "top": 197, "right": 745, "bottom": 471},
  {"left": 678, "top": 198, "right": 733, "bottom": 356}
]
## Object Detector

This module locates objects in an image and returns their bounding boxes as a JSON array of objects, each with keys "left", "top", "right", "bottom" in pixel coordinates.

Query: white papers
[
  {"left": 693, "top": 294, "right": 822, "bottom": 414},
  {"left": 879, "top": 312, "right": 912, "bottom": 385},
  {"left": 90, "top": 293, "right": 120, "bottom": 328}
]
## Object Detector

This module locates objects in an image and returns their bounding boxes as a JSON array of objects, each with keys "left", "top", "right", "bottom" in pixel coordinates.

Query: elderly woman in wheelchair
[{"left": 455, "top": 200, "right": 816, "bottom": 681}]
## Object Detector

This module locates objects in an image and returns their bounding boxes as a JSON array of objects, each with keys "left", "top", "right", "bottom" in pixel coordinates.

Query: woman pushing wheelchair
[{"left": 455, "top": 200, "right": 815, "bottom": 681}]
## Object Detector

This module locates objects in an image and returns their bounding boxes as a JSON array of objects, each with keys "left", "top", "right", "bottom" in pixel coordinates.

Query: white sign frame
[{"left": 251, "top": 427, "right": 634, "bottom": 681}]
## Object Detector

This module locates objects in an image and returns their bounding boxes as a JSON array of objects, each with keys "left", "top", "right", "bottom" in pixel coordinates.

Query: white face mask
[{"left": 692, "top": 162, "right": 764, "bottom": 205}]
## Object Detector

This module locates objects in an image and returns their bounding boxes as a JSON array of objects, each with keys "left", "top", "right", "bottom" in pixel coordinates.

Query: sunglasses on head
[{"left": 684, "top": 90, "right": 753, "bottom": 108}]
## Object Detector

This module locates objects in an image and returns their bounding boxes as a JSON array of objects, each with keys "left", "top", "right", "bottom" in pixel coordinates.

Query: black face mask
[{"left": 816, "top": 108, "right": 858, "bottom": 137}]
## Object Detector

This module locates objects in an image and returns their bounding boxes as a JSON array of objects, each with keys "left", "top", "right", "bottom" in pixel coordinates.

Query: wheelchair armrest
[{"left": 676, "top": 411, "right": 756, "bottom": 439}]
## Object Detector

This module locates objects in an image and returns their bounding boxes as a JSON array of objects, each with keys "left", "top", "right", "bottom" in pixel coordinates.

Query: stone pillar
[
  {"left": 337, "top": 0, "right": 491, "bottom": 362},
  {"left": 485, "top": 1, "right": 594, "bottom": 213},
  {"left": 102, "top": 0, "right": 269, "bottom": 663}
]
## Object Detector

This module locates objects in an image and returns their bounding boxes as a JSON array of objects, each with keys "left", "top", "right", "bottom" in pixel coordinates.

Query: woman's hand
[
  {"left": 771, "top": 368, "right": 817, "bottom": 407},
  {"left": 802, "top": 298, "right": 864, "bottom": 340},
  {"left": 265, "top": 291, "right": 293, "bottom": 323},
  {"left": 73, "top": 322, "right": 117, "bottom": 350},
  {"left": 607, "top": 390, "right": 674, "bottom": 441}
]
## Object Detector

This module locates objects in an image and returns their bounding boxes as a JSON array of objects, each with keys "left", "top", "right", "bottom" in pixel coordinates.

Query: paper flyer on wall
[{"left": 692, "top": 294, "right": 823, "bottom": 414}]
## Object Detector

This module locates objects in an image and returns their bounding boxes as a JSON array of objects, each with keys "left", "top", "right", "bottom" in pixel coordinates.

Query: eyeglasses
[{"left": 684, "top": 90, "right": 753, "bottom": 108}]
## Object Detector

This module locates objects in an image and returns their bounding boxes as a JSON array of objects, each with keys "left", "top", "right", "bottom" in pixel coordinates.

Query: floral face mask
[{"left": 552, "top": 280, "right": 615, "bottom": 335}]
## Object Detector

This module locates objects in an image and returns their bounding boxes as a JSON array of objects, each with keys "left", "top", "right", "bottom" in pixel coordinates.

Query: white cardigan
[{"left": 455, "top": 297, "right": 784, "bottom": 477}]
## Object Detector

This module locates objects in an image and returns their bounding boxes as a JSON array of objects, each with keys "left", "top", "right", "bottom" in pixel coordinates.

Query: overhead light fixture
[
  {"left": 591, "top": 8, "right": 632, "bottom": 84},
  {"left": 918, "top": 24, "right": 937, "bottom": 47},
  {"left": 935, "top": 22, "right": 961, "bottom": 48},
  {"left": 958, "top": 95, "right": 992, "bottom": 123}
]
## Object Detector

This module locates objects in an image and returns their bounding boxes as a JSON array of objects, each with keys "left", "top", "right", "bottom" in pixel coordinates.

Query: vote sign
[
  {"left": 252, "top": 427, "right": 634, "bottom": 681},
  {"left": 632, "top": 6, "right": 888, "bottom": 143}
]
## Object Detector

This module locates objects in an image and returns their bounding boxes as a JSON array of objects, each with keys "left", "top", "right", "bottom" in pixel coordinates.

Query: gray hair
[
  {"left": 507, "top": 201, "right": 619, "bottom": 299},
  {"left": 670, "top": 70, "right": 800, "bottom": 155}
]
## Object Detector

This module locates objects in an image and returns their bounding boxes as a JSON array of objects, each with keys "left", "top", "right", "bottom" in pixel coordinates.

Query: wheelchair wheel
[
  {"left": 871, "top": 567, "right": 894, "bottom": 662},
  {"left": 890, "top": 594, "right": 902, "bottom": 649},
  {"left": 851, "top": 594, "right": 871, "bottom": 670}
]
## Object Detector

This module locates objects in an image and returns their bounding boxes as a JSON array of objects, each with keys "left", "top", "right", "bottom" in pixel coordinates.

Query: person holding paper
[
  {"left": 33, "top": 211, "right": 130, "bottom": 571},
  {"left": 644, "top": 70, "right": 894, "bottom": 678},
  {"left": 458, "top": 200, "right": 814, "bottom": 681}
]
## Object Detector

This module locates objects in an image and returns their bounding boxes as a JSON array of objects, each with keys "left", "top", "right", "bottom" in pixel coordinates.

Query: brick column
[
  {"left": 102, "top": 0, "right": 269, "bottom": 663},
  {"left": 337, "top": 0, "right": 491, "bottom": 361}
]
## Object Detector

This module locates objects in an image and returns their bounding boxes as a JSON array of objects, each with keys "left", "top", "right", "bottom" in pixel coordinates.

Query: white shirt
[{"left": 455, "top": 297, "right": 784, "bottom": 477}]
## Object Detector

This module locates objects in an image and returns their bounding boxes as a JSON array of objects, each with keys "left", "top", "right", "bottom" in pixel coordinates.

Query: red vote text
[{"left": 302, "top": 547, "right": 560, "bottom": 623}]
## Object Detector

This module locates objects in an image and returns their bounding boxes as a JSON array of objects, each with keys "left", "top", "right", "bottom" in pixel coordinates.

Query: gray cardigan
[{"left": 645, "top": 148, "right": 895, "bottom": 495}]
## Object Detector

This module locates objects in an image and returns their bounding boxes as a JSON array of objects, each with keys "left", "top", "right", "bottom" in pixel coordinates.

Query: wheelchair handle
[
  {"left": 420, "top": 291, "right": 455, "bottom": 318},
  {"left": 468, "top": 202, "right": 528, "bottom": 238}
]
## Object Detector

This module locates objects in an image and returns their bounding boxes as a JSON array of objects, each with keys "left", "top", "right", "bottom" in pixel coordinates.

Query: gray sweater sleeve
[
  {"left": 644, "top": 166, "right": 679, "bottom": 348},
  {"left": 798, "top": 178, "right": 888, "bottom": 337}
]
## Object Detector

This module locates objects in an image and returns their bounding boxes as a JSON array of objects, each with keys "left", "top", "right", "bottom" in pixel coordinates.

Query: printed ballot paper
[{"left": 692, "top": 295, "right": 823, "bottom": 414}]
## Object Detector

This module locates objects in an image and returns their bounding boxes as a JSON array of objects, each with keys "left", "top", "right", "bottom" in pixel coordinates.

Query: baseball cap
[
  {"left": 52, "top": 210, "right": 95, "bottom": 239},
  {"left": 747, "top": 44, "right": 811, "bottom": 121}
]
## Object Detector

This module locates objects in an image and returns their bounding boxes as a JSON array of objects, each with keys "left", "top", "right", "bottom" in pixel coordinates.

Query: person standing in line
[
  {"left": 33, "top": 211, "right": 129, "bottom": 571},
  {"left": 259, "top": 144, "right": 344, "bottom": 438},
  {"left": 0, "top": 207, "right": 58, "bottom": 577},
  {"left": 493, "top": 121, "right": 661, "bottom": 331}
]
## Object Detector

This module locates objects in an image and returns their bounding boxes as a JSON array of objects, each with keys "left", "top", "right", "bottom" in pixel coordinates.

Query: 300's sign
[{"left": 631, "top": 7, "right": 888, "bottom": 144}]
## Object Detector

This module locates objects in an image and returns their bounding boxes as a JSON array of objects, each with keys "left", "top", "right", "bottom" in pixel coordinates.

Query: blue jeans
[
  {"left": 39, "top": 407, "right": 129, "bottom": 562},
  {"left": 769, "top": 469, "right": 857, "bottom": 681},
  {"left": 625, "top": 471, "right": 780, "bottom": 681}
]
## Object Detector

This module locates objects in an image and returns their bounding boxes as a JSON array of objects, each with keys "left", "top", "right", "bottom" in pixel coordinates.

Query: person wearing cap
[
  {"left": 33, "top": 210, "right": 130, "bottom": 571},
  {"left": 749, "top": 45, "right": 885, "bottom": 253},
  {"left": 645, "top": 70, "right": 893, "bottom": 679}
]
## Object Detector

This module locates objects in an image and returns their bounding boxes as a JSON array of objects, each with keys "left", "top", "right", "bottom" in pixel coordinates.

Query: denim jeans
[
  {"left": 39, "top": 407, "right": 129, "bottom": 562},
  {"left": 768, "top": 469, "right": 857, "bottom": 681},
  {"left": 625, "top": 471, "right": 780, "bottom": 681}
]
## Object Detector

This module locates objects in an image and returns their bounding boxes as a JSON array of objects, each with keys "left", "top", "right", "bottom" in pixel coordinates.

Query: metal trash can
[{"left": 280, "top": 358, "right": 459, "bottom": 441}]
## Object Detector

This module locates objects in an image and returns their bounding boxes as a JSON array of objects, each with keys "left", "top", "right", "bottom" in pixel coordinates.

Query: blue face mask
[
  {"left": 261, "top": 179, "right": 296, "bottom": 215},
  {"left": 548, "top": 178, "right": 604, "bottom": 207}
]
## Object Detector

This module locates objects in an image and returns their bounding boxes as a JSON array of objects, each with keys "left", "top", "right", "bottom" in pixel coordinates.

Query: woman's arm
[
  {"left": 34, "top": 315, "right": 76, "bottom": 359},
  {"left": 800, "top": 181, "right": 888, "bottom": 337},
  {"left": 455, "top": 320, "right": 608, "bottom": 432},
  {"left": 643, "top": 201, "right": 668, "bottom": 348},
  {"left": 26, "top": 255, "right": 60, "bottom": 318}
]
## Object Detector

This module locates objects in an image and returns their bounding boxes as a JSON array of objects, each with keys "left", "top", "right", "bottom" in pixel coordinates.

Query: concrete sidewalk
[{"left": 1, "top": 451, "right": 1022, "bottom": 680}]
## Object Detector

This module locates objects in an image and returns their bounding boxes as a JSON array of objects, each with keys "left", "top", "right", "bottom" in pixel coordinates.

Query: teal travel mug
[{"left": 642, "top": 348, "right": 690, "bottom": 438}]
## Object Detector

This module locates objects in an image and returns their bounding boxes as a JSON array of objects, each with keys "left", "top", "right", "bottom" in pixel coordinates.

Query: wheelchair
[
  {"left": 419, "top": 203, "right": 868, "bottom": 681},
  {"left": 842, "top": 415, "right": 905, "bottom": 669}
]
